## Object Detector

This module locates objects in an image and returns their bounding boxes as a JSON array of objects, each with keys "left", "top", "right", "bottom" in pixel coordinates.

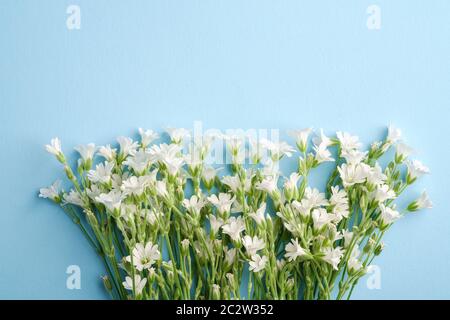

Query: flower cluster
[{"left": 40, "top": 125, "right": 431, "bottom": 300}]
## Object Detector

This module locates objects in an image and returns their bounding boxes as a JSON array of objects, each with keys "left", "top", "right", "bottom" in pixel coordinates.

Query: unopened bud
[
  {"left": 102, "top": 275, "right": 112, "bottom": 292},
  {"left": 374, "top": 242, "right": 385, "bottom": 256},
  {"left": 85, "top": 210, "right": 99, "bottom": 227},
  {"left": 286, "top": 278, "right": 295, "bottom": 292},
  {"left": 181, "top": 239, "right": 190, "bottom": 255},
  {"left": 212, "top": 284, "right": 221, "bottom": 300},
  {"left": 64, "top": 165, "right": 74, "bottom": 180}
]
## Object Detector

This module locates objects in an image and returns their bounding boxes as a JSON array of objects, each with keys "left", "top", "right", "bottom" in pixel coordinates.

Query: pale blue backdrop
[{"left": 0, "top": 0, "right": 448, "bottom": 299}]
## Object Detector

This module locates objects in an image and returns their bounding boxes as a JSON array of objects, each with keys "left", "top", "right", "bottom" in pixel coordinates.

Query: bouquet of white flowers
[{"left": 40, "top": 126, "right": 431, "bottom": 300}]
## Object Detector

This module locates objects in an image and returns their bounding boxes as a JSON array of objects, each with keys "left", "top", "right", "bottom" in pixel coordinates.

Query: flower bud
[
  {"left": 284, "top": 187, "right": 294, "bottom": 203},
  {"left": 181, "top": 239, "right": 190, "bottom": 255},
  {"left": 407, "top": 201, "right": 419, "bottom": 212},
  {"left": 374, "top": 242, "right": 385, "bottom": 256},
  {"left": 406, "top": 172, "right": 416, "bottom": 185},
  {"left": 56, "top": 152, "right": 66, "bottom": 164},
  {"left": 363, "top": 237, "right": 376, "bottom": 253},
  {"left": 265, "top": 214, "right": 274, "bottom": 231},
  {"left": 359, "top": 193, "right": 368, "bottom": 213},
  {"left": 213, "top": 239, "right": 222, "bottom": 253},
  {"left": 365, "top": 221, "right": 376, "bottom": 236},
  {"left": 285, "top": 278, "right": 295, "bottom": 292},
  {"left": 225, "top": 273, "right": 234, "bottom": 286},
  {"left": 102, "top": 275, "right": 112, "bottom": 292},
  {"left": 64, "top": 165, "right": 75, "bottom": 181},
  {"left": 212, "top": 284, "right": 221, "bottom": 300},
  {"left": 85, "top": 210, "right": 99, "bottom": 228},
  {"left": 148, "top": 267, "right": 156, "bottom": 281}
]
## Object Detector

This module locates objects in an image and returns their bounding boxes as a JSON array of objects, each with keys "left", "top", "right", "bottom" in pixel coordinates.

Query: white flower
[
  {"left": 341, "top": 230, "right": 353, "bottom": 247},
  {"left": 221, "top": 216, "right": 245, "bottom": 241},
  {"left": 209, "top": 215, "right": 225, "bottom": 234},
  {"left": 288, "top": 128, "right": 312, "bottom": 151},
  {"left": 249, "top": 203, "right": 267, "bottom": 225},
  {"left": 119, "top": 204, "right": 137, "bottom": 220},
  {"left": 122, "top": 275, "right": 147, "bottom": 295},
  {"left": 193, "top": 132, "right": 218, "bottom": 155},
  {"left": 138, "top": 128, "right": 159, "bottom": 147},
  {"left": 285, "top": 238, "right": 308, "bottom": 262},
  {"left": 373, "top": 184, "right": 396, "bottom": 202},
  {"left": 396, "top": 142, "right": 414, "bottom": 160},
  {"left": 148, "top": 143, "right": 177, "bottom": 161},
  {"left": 63, "top": 189, "right": 84, "bottom": 207},
  {"left": 208, "top": 193, "right": 235, "bottom": 213},
  {"left": 184, "top": 148, "right": 202, "bottom": 170},
  {"left": 87, "top": 162, "right": 114, "bottom": 184},
  {"left": 155, "top": 180, "right": 168, "bottom": 198},
  {"left": 255, "top": 177, "right": 278, "bottom": 194},
  {"left": 249, "top": 254, "right": 268, "bottom": 273},
  {"left": 224, "top": 247, "right": 237, "bottom": 266},
  {"left": 341, "top": 149, "right": 367, "bottom": 165},
  {"left": 85, "top": 184, "right": 102, "bottom": 200},
  {"left": 98, "top": 145, "right": 117, "bottom": 161},
  {"left": 311, "top": 208, "right": 332, "bottom": 230},
  {"left": 221, "top": 175, "right": 241, "bottom": 193},
  {"left": 229, "top": 200, "right": 243, "bottom": 215},
  {"left": 387, "top": 125, "right": 402, "bottom": 144},
  {"left": 336, "top": 131, "right": 362, "bottom": 153},
  {"left": 74, "top": 143, "right": 96, "bottom": 162},
  {"left": 276, "top": 259, "right": 286, "bottom": 270},
  {"left": 121, "top": 176, "right": 148, "bottom": 196},
  {"left": 379, "top": 204, "right": 401, "bottom": 225},
  {"left": 261, "top": 159, "right": 280, "bottom": 178},
  {"left": 123, "top": 150, "right": 152, "bottom": 173},
  {"left": 182, "top": 195, "right": 206, "bottom": 213},
  {"left": 330, "top": 186, "right": 348, "bottom": 207},
  {"left": 140, "top": 209, "right": 161, "bottom": 225},
  {"left": 45, "top": 137, "right": 62, "bottom": 156},
  {"left": 416, "top": 191, "right": 433, "bottom": 210},
  {"left": 95, "top": 190, "right": 123, "bottom": 212},
  {"left": 112, "top": 172, "right": 129, "bottom": 190},
  {"left": 365, "top": 163, "right": 387, "bottom": 186},
  {"left": 313, "top": 129, "right": 333, "bottom": 148},
  {"left": 338, "top": 163, "right": 367, "bottom": 187},
  {"left": 347, "top": 247, "right": 363, "bottom": 272},
  {"left": 291, "top": 200, "right": 311, "bottom": 217},
  {"left": 242, "top": 235, "right": 265, "bottom": 256},
  {"left": 117, "top": 136, "right": 139, "bottom": 157},
  {"left": 248, "top": 138, "right": 267, "bottom": 163},
  {"left": 406, "top": 160, "right": 430, "bottom": 180},
  {"left": 148, "top": 144, "right": 184, "bottom": 175},
  {"left": 166, "top": 128, "right": 190, "bottom": 144},
  {"left": 126, "top": 242, "right": 160, "bottom": 271},
  {"left": 409, "top": 191, "right": 433, "bottom": 211},
  {"left": 322, "top": 246, "right": 344, "bottom": 270},
  {"left": 330, "top": 186, "right": 349, "bottom": 219},
  {"left": 141, "top": 170, "right": 158, "bottom": 186},
  {"left": 304, "top": 187, "right": 329, "bottom": 207},
  {"left": 260, "top": 139, "right": 296, "bottom": 160},
  {"left": 284, "top": 172, "right": 301, "bottom": 191},
  {"left": 313, "top": 144, "right": 334, "bottom": 163},
  {"left": 39, "top": 180, "right": 62, "bottom": 201},
  {"left": 223, "top": 134, "right": 245, "bottom": 154},
  {"left": 202, "top": 166, "right": 218, "bottom": 185},
  {"left": 164, "top": 156, "right": 185, "bottom": 176},
  {"left": 330, "top": 210, "right": 345, "bottom": 224}
]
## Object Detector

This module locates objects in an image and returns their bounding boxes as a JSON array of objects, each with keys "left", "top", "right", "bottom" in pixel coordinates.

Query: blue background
[{"left": 0, "top": 1, "right": 448, "bottom": 299}]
